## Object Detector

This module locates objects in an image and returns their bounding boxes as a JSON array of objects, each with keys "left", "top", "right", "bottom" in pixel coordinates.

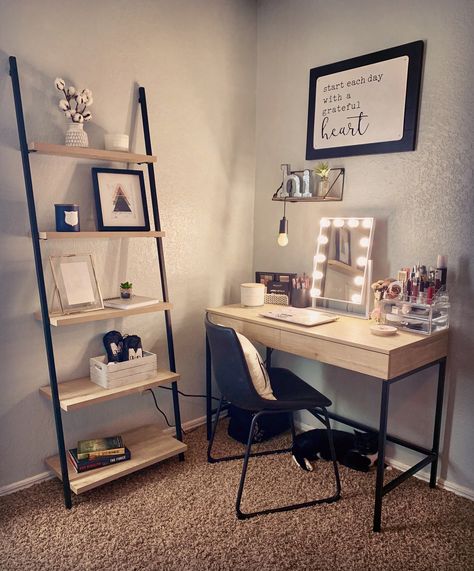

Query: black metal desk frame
[{"left": 206, "top": 336, "right": 447, "bottom": 532}]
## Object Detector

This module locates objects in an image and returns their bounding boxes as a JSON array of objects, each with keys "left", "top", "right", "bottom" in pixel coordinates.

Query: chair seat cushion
[{"left": 265, "top": 368, "right": 332, "bottom": 409}]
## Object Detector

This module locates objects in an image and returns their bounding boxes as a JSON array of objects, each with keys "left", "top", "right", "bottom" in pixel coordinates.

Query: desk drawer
[
  {"left": 209, "top": 315, "right": 281, "bottom": 349},
  {"left": 280, "top": 331, "right": 390, "bottom": 379}
]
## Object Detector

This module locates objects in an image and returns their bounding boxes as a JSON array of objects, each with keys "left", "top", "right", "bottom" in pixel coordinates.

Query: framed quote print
[{"left": 306, "top": 40, "right": 424, "bottom": 160}]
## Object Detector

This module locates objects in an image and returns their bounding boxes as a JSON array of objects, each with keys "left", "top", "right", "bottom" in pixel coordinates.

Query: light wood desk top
[{"left": 206, "top": 304, "right": 448, "bottom": 381}]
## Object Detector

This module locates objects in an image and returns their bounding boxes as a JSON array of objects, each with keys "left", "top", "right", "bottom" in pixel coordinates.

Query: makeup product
[{"left": 435, "top": 255, "right": 448, "bottom": 291}]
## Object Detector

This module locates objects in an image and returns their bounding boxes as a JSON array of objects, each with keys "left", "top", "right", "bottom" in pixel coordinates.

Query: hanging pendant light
[{"left": 277, "top": 199, "right": 289, "bottom": 247}]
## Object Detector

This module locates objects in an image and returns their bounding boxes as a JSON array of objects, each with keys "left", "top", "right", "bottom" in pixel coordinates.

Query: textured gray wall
[
  {"left": 254, "top": 0, "right": 474, "bottom": 493},
  {"left": 0, "top": 0, "right": 256, "bottom": 488}
]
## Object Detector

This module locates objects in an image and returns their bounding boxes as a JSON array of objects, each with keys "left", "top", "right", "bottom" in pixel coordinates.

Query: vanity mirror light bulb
[
  {"left": 320, "top": 218, "right": 331, "bottom": 228},
  {"left": 351, "top": 293, "right": 362, "bottom": 304},
  {"left": 317, "top": 235, "right": 329, "bottom": 245},
  {"left": 315, "top": 253, "right": 326, "bottom": 263},
  {"left": 333, "top": 218, "right": 344, "bottom": 228},
  {"left": 356, "top": 256, "right": 367, "bottom": 267},
  {"left": 313, "top": 270, "right": 323, "bottom": 280},
  {"left": 348, "top": 218, "right": 359, "bottom": 228},
  {"left": 354, "top": 276, "right": 364, "bottom": 286},
  {"left": 362, "top": 218, "right": 372, "bottom": 229},
  {"left": 359, "top": 237, "right": 370, "bottom": 247},
  {"left": 310, "top": 287, "right": 321, "bottom": 298}
]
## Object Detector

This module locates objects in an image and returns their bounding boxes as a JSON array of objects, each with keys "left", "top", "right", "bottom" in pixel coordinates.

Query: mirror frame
[{"left": 311, "top": 217, "right": 375, "bottom": 318}]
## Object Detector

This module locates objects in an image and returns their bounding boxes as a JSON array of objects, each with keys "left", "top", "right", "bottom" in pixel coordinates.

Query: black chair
[{"left": 205, "top": 315, "right": 341, "bottom": 519}]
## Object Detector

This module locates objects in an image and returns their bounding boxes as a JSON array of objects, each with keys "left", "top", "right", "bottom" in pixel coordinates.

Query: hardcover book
[
  {"left": 68, "top": 447, "right": 131, "bottom": 473},
  {"left": 77, "top": 435, "right": 125, "bottom": 460}
]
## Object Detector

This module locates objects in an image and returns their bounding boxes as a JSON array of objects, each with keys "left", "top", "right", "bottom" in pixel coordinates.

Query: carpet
[{"left": 1, "top": 423, "right": 473, "bottom": 571}]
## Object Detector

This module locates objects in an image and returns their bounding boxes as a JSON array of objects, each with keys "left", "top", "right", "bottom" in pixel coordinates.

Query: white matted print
[
  {"left": 50, "top": 254, "right": 103, "bottom": 314},
  {"left": 314, "top": 56, "right": 409, "bottom": 149},
  {"left": 92, "top": 168, "right": 150, "bottom": 231}
]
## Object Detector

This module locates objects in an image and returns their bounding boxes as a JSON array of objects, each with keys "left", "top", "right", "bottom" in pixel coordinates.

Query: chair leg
[
  {"left": 236, "top": 409, "right": 342, "bottom": 519},
  {"left": 208, "top": 402, "right": 292, "bottom": 464},
  {"left": 322, "top": 407, "right": 342, "bottom": 499},
  {"left": 290, "top": 413, "right": 297, "bottom": 445},
  {"left": 236, "top": 412, "right": 259, "bottom": 519},
  {"left": 207, "top": 397, "right": 225, "bottom": 463}
]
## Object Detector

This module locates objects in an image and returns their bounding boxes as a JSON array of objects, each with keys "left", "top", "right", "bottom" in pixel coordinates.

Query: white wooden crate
[{"left": 90, "top": 351, "right": 158, "bottom": 389}]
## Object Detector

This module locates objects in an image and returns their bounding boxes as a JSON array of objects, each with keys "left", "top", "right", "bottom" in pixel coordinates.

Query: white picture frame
[{"left": 50, "top": 254, "right": 104, "bottom": 314}]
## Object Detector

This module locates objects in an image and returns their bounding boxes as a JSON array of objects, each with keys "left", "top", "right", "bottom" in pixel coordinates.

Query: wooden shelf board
[
  {"left": 39, "top": 370, "right": 180, "bottom": 411},
  {"left": 28, "top": 142, "right": 157, "bottom": 163},
  {"left": 327, "top": 259, "right": 360, "bottom": 276},
  {"left": 45, "top": 425, "right": 187, "bottom": 494},
  {"left": 35, "top": 302, "right": 172, "bottom": 327},
  {"left": 39, "top": 230, "right": 165, "bottom": 240}
]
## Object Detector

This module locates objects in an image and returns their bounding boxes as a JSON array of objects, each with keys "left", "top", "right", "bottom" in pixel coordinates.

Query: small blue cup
[{"left": 55, "top": 204, "right": 80, "bottom": 232}]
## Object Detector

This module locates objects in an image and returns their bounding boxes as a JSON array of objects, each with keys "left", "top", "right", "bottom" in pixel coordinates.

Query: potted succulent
[
  {"left": 120, "top": 281, "right": 133, "bottom": 299},
  {"left": 314, "top": 162, "right": 331, "bottom": 198},
  {"left": 55, "top": 77, "right": 93, "bottom": 147}
]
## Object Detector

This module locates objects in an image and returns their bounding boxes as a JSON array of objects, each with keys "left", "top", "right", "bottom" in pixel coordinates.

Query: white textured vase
[{"left": 65, "top": 121, "right": 88, "bottom": 147}]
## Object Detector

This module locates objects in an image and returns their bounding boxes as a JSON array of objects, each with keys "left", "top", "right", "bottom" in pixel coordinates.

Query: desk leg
[
  {"left": 373, "top": 381, "right": 390, "bottom": 532},
  {"left": 206, "top": 333, "right": 213, "bottom": 441},
  {"left": 430, "top": 357, "right": 447, "bottom": 488},
  {"left": 266, "top": 347, "right": 273, "bottom": 368}
]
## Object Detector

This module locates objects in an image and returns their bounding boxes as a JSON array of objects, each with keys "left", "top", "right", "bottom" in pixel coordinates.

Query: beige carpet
[{"left": 1, "top": 423, "right": 473, "bottom": 571}]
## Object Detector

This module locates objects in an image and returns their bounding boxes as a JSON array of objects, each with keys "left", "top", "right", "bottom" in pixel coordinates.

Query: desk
[{"left": 206, "top": 304, "right": 449, "bottom": 532}]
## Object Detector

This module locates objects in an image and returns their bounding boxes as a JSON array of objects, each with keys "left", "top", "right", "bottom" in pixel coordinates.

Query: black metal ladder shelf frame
[{"left": 9, "top": 56, "right": 183, "bottom": 509}]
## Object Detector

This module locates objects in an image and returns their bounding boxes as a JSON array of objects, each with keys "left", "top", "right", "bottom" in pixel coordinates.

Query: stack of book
[{"left": 67, "top": 435, "right": 131, "bottom": 473}]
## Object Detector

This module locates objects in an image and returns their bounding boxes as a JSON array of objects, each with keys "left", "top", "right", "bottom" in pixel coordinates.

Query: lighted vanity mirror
[{"left": 311, "top": 217, "right": 375, "bottom": 317}]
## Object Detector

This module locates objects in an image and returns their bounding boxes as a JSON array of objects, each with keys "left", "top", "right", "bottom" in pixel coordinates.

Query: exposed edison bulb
[
  {"left": 362, "top": 218, "right": 372, "bottom": 229},
  {"left": 348, "top": 218, "right": 359, "bottom": 228},
  {"left": 359, "top": 237, "right": 370, "bottom": 247},
  {"left": 317, "top": 235, "right": 328, "bottom": 245},
  {"left": 356, "top": 256, "right": 367, "bottom": 267},
  {"left": 315, "top": 253, "right": 326, "bottom": 263},
  {"left": 354, "top": 275, "right": 364, "bottom": 286},
  {"left": 351, "top": 293, "right": 362, "bottom": 304},
  {"left": 277, "top": 233, "right": 289, "bottom": 247},
  {"left": 320, "top": 218, "right": 331, "bottom": 228},
  {"left": 277, "top": 216, "right": 288, "bottom": 247},
  {"left": 312, "top": 270, "right": 323, "bottom": 280},
  {"left": 310, "top": 287, "right": 321, "bottom": 298},
  {"left": 333, "top": 218, "right": 344, "bottom": 227}
]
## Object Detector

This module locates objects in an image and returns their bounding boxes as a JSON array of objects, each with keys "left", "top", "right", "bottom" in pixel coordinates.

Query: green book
[{"left": 77, "top": 435, "right": 125, "bottom": 460}]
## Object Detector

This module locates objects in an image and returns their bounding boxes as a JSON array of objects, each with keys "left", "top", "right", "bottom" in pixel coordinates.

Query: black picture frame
[
  {"left": 92, "top": 167, "right": 150, "bottom": 231},
  {"left": 306, "top": 40, "right": 424, "bottom": 160}
]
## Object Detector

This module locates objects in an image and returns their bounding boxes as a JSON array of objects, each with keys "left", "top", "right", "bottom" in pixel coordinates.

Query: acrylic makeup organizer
[{"left": 380, "top": 294, "right": 450, "bottom": 335}]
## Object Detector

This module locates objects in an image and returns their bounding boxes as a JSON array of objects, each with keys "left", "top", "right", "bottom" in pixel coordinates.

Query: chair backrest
[{"left": 205, "top": 315, "right": 265, "bottom": 410}]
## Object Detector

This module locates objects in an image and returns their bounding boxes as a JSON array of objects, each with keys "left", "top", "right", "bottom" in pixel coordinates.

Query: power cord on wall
[{"left": 146, "top": 386, "right": 221, "bottom": 436}]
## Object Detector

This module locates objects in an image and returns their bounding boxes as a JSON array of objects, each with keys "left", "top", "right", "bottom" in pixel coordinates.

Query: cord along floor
[{"left": 1, "top": 423, "right": 473, "bottom": 571}]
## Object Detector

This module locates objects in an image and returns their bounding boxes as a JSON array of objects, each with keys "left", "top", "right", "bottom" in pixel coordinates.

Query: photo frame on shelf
[
  {"left": 50, "top": 254, "right": 103, "bottom": 314},
  {"left": 92, "top": 168, "right": 150, "bottom": 231}
]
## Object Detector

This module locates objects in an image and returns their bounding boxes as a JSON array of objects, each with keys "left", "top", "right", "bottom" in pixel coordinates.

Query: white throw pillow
[{"left": 236, "top": 332, "right": 276, "bottom": 400}]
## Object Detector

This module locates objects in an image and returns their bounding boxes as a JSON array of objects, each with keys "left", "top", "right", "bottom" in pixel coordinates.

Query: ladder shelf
[{"left": 9, "top": 56, "right": 184, "bottom": 508}]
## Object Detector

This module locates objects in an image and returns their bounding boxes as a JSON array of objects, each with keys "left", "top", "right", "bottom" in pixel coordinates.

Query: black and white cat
[{"left": 292, "top": 429, "right": 383, "bottom": 472}]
